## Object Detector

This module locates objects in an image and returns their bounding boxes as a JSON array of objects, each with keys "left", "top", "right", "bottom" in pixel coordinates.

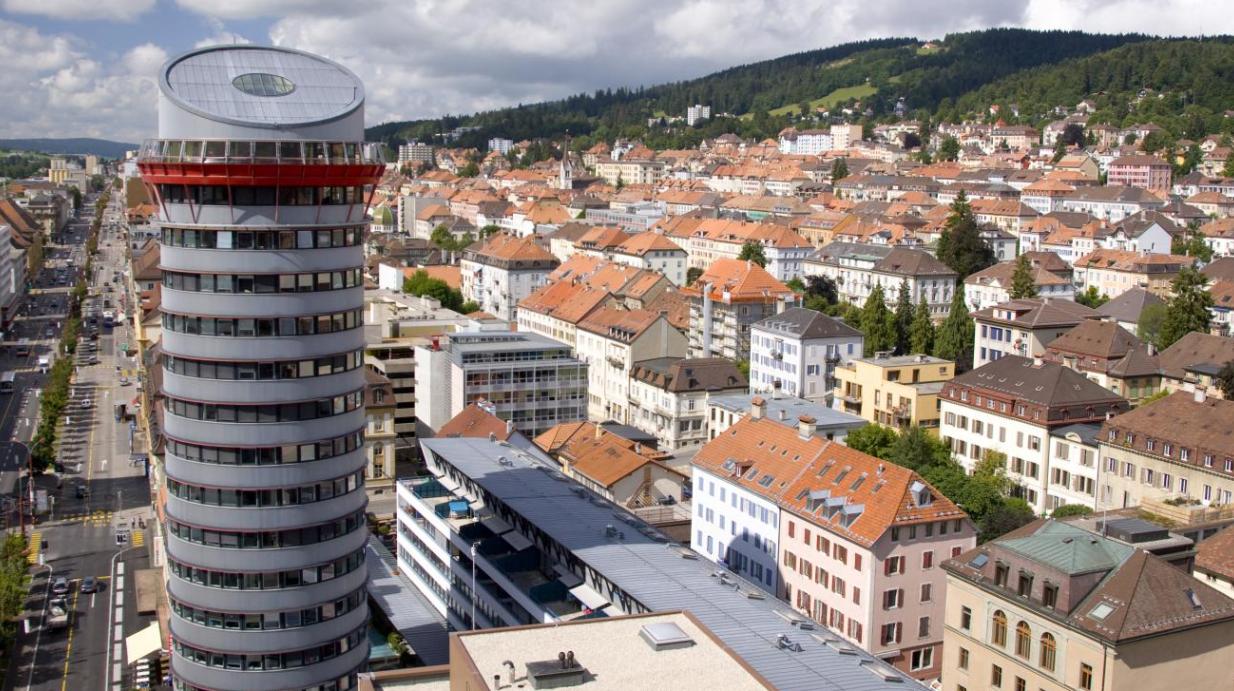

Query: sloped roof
[
  {"left": 436, "top": 403, "right": 513, "bottom": 440},
  {"left": 1196, "top": 525, "right": 1234, "bottom": 581},
  {"left": 694, "top": 417, "right": 967, "bottom": 547},
  {"left": 951, "top": 355, "right": 1127, "bottom": 408},
  {"left": 576, "top": 308, "right": 662, "bottom": 342},
  {"left": 1046, "top": 320, "right": 1141, "bottom": 360},
  {"left": 1095, "top": 287, "right": 1165, "bottom": 324},
  {"left": 1157, "top": 332, "right": 1234, "bottom": 380},
  {"left": 681, "top": 258, "right": 793, "bottom": 302},
  {"left": 615, "top": 231, "right": 685, "bottom": 256},
  {"left": 753, "top": 307, "right": 862, "bottom": 340},
  {"left": 629, "top": 357, "right": 747, "bottom": 393}
]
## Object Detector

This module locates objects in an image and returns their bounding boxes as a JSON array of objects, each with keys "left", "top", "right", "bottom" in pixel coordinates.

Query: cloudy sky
[{"left": 1, "top": 0, "right": 1231, "bottom": 143}]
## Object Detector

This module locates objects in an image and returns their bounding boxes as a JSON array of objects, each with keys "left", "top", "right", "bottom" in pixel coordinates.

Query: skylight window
[
  {"left": 232, "top": 72, "right": 295, "bottom": 97},
  {"left": 758, "top": 474, "right": 775, "bottom": 487},
  {"left": 1089, "top": 602, "right": 1115, "bottom": 621},
  {"left": 968, "top": 553, "right": 989, "bottom": 569}
]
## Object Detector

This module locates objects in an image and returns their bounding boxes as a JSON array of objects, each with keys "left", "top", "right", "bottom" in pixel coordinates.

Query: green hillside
[{"left": 366, "top": 29, "right": 1161, "bottom": 151}]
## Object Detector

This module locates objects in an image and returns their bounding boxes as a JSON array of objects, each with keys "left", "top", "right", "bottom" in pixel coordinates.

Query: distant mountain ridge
[
  {"left": 365, "top": 29, "right": 1156, "bottom": 150},
  {"left": 0, "top": 138, "right": 136, "bottom": 158}
]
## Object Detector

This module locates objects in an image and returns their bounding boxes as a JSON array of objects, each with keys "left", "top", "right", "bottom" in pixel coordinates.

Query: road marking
[
  {"left": 116, "top": 575, "right": 124, "bottom": 592},
  {"left": 27, "top": 531, "right": 41, "bottom": 565},
  {"left": 58, "top": 589, "right": 80, "bottom": 691},
  {"left": 90, "top": 592, "right": 95, "bottom": 608}
]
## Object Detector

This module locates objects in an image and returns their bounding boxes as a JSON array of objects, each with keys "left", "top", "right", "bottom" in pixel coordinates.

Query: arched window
[
  {"left": 1015, "top": 621, "right": 1032, "bottom": 658},
  {"left": 1040, "top": 633, "right": 1056, "bottom": 671},
  {"left": 991, "top": 610, "right": 1007, "bottom": 646}
]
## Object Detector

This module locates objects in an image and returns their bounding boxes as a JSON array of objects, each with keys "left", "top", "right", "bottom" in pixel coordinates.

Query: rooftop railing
[{"left": 138, "top": 139, "right": 385, "bottom": 165}]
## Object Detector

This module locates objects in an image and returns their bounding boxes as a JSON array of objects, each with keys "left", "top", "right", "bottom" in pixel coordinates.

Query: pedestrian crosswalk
[
  {"left": 59, "top": 510, "right": 114, "bottom": 525},
  {"left": 27, "top": 531, "right": 41, "bottom": 564}
]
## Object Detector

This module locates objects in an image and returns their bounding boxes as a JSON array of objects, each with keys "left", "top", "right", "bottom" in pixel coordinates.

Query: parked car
[{"left": 79, "top": 577, "right": 98, "bottom": 594}]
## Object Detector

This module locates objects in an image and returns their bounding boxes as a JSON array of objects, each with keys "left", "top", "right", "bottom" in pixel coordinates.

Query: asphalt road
[{"left": 4, "top": 194, "right": 158, "bottom": 691}]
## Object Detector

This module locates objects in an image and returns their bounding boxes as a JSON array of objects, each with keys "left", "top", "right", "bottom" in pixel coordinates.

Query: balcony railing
[{"left": 138, "top": 139, "right": 385, "bottom": 165}]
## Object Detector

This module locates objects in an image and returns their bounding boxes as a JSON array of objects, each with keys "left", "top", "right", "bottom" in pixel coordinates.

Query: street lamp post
[{"left": 2, "top": 441, "right": 34, "bottom": 538}]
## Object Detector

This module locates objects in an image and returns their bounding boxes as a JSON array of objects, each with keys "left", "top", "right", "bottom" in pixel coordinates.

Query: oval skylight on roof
[{"left": 232, "top": 72, "right": 295, "bottom": 97}]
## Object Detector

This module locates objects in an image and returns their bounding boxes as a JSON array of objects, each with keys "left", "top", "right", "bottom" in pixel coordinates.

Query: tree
[
  {"left": 1217, "top": 360, "right": 1234, "bottom": 399},
  {"left": 737, "top": 241, "right": 767, "bottom": 267},
  {"left": 457, "top": 161, "right": 480, "bottom": 177},
  {"left": 934, "top": 289, "right": 974, "bottom": 369},
  {"left": 831, "top": 158, "right": 849, "bottom": 184},
  {"left": 1075, "top": 286, "right": 1109, "bottom": 309},
  {"left": 479, "top": 224, "right": 501, "bottom": 239},
  {"left": 1051, "top": 137, "right": 1068, "bottom": 163},
  {"left": 909, "top": 294, "right": 935, "bottom": 354},
  {"left": 939, "top": 136, "right": 960, "bottom": 161},
  {"left": 936, "top": 192, "right": 996, "bottom": 279},
  {"left": 844, "top": 424, "right": 898, "bottom": 459},
  {"left": 893, "top": 281, "right": 914, "bottom": 355},
  {"left": 404, "top": 270, "right": 465, "bottom": 311},
  {"left": 68, "top": 186, "right": 82, "bottom": 211},
  {"left": 802, "top": 275, "right": 839, "bottom": 309},
  {"left": 686, "top": 267, "right": 703, "bottom": 286},
  {"left": 1136, "top": 302, "right": 1169, "bottom": 349},
  {"left": 1051, "top": 504, "right": 1094, "bottom": 518},
  {"left": 979, "top": 498, "right": 1036, "bottom": 543},
  {"left": 1008, "top": 254, "right": 1038, "bottom": 299},
  {"left": 1060, "top": 123, "right": 1086, "bottom": 147},
  {"left": 887, "top": 425, "right": 950, "bottom": 469},
  {"left": 460, "top": 301, "right": 481, "bottom": 314},
  {"left": 1159, "top": 266, "right": 1213, "bottom": 349},
  {"left": 1223, "top": 155, "right": 1234, "bottom": 179},
  {"left": 860, "top": 284, "right": 896, "bottom": 356},
  {"left": 1172, "top": 229, "right": 1213, "bottom": 262},
  {"left": 785, "top": 277, "right": 805, "bottom": 292}
]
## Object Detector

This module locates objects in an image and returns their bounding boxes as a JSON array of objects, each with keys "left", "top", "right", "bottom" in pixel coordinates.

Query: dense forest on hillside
[
  {"left": 0, "top": 152, "right": 49, "bottom": 179},
  {"left": 950, "top": 39, "right": 1234, "bottom": 138},
  {"left": 366, "top": 29, "right": 1152, "bottom": 149}
]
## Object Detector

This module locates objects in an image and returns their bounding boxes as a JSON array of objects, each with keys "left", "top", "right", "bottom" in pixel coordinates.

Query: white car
[{"left": 79, "top": 399, "right": 92, "bottom": 409}]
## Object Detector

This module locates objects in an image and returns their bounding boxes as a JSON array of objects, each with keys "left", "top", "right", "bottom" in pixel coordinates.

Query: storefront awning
[{"left": 124, "top": 623, "right": 162, "bottom": 664}]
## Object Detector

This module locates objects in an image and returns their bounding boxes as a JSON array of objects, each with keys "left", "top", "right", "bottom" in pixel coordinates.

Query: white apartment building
[
  {"left": 627, "top": 357, "right": 747, "bottom": 450},
  {"left": 805, "top": 243, "right": 958, "bottom": 318},
  {"left": 1045, "top": 423, "right": 1102, "bottom": 511},
  {"left": 398, "top": 141, "right": 434, "bottom": 165},
  {"left": 749, "top": 307, "right": 863, "bottom": 402},
  {"left": 487, "top": 137, "right": 513, "bottom": 155},
  {"left": 609, "top": 232, "right": 688, "bottom": 286},
  {"left": 831, "top": 123, "right": 863, "bottom": 150},
  {"left": 575, "top": 308, "right": 687, "bottom": 424},
  {"left": 460, "top": 232, "right": 559, "bottom": 321},
  {"left": 686, "top": 104, "right": 711, "bottom": 126},
  {"left": 779, "top": 129, "right": 833, "bottom": 155},
  {"left": 938, "top": 356, "right": 1128, "bottom": 513},
  {"left": 691, "top": 453, "right": 784, "bottom": 592}
]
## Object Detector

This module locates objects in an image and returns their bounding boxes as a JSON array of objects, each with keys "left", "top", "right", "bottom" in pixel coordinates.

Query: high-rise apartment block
[{"left": 138, "top": 46, "right": 384, "bottom": 691}]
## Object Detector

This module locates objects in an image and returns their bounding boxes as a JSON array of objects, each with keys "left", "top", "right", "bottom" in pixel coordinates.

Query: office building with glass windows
[{"left": 136, "top": 45, "right": 384, "bottom": 691}]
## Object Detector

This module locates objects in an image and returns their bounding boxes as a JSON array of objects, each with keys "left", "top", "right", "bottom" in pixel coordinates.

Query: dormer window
[
  {"left": 1017, "top": 572, "right": 1034, "bottom": 597},
  {"left": 994, "top": 562, "right": 1009, "bottom": 587},
  {"left": 1042, "top": 582, "right": 1058, "bottom": 609}
]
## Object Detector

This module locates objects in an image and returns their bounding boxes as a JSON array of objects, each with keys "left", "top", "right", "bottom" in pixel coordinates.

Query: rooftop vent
[
  {"left": 526, "top": 651, "right": 587, "bottom": 689},
  {"left": 639, "top": 622, "right": 695, "bottom": 651}
]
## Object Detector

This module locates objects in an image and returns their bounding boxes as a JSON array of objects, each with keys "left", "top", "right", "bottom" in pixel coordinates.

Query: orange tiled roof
[
  {"left": 436, "top": 404, "right": 513, "bottom": 440},
  {"left": 469, "top": 232, "right": 556, "bottom": 262},
  {"left": 614, "top": 232, "right": 684, "bottom": 256},
  {"left": 694, "top": 417, "right": 967, "bottom": 546},
  {"left": 680, "top": 258, "right": 793, "bottom": 302},
  {"left": 576, "top": 307, "right": 662, "bottom": 342}
]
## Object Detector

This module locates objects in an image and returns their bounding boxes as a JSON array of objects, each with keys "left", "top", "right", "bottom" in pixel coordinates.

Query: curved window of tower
[{"left": 232, "top": 72, "right": 296, "bottom": 97}]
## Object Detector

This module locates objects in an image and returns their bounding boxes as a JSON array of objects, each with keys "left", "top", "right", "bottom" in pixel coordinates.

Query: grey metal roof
[
  {"left": 366, "top": 537, "right": 450, "bottom": 665},
  {"left": 708, "top": 393, "right": 867, "bottom": 431},
  {"left": 753, "top": 307, "right": 862, "bottom": 340},
  {"left": 161, "top": 45, "right": 364, "bottom": 127},
  {"left": 416, "top": 437, "right": 924, "bottom": 691}
]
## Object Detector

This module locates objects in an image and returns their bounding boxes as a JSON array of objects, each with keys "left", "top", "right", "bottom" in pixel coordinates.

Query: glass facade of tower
[{"left": 137, "top": 46, "right": 384, "bottom": 691}]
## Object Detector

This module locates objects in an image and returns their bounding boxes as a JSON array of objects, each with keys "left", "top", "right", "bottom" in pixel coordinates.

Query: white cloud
[
  {"left": 11, "top": 1, "right": 1234, "bottom": 141},
  {"left": 194, "top": 32, "right": 253, "bottom": 49},
  {"left": 2, "top": 0, "right": 155, "bottom": 21},
  {"left": 0, "top": 20, "right": 160, "bottom": 141}
]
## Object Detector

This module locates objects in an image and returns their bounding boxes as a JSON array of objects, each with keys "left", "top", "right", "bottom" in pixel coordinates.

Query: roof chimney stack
[
  {"left": 750, "top": 396, "right": 766, "bottom": 420},
  {"left": 1195, "top": 387, "right": 1207, "bottom": 404},
  {"left": 797, "top": 415, "right": 817, "bottom": 440}
]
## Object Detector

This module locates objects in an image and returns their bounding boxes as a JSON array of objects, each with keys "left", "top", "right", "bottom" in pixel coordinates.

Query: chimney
[
  {"left": 772, "top": 379, "right": 783, "bottom": 399},
  {"left": 751, "top": 396, "right": 766, "bottom": 420},
  {"left": 1195, "top": 387, "right": 1207, "bottom": 404},
  {"left": 431, "top": 335, "right": 440, "bottom": 351},
  {"left": 776, "top": 295, "right": 787, "bottom": 315},
  {"left": 778, "top": 409, "right": 787, "bottom": 421},
  {"left": 594, "top": 423, "right": 603, "bottom": 441},
  {"left": 506, "top": 419, "right": 514, "bottom": 436},
  {"left": 797, "top": 415, "right": 817, "bottom": 440},
  {"left": 1032, "top": 355, "right": 1043, "bottom": 367}
]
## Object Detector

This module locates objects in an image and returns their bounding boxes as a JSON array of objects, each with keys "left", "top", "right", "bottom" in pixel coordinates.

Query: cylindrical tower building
[{"left": 136, "top": 46, "right": 384, "bottom": 691}]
